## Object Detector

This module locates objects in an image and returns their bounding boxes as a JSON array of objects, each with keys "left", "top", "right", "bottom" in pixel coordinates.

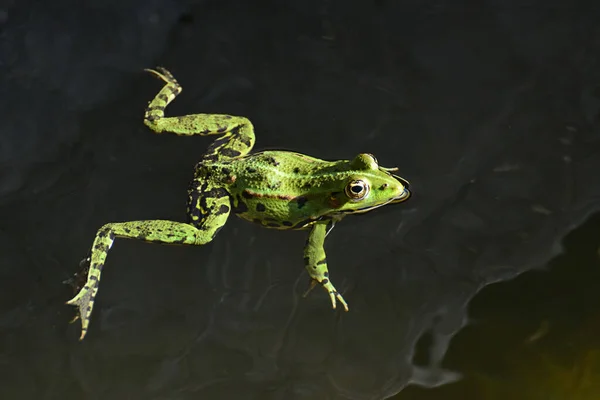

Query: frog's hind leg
[
  {"left": 302, "top": 222, "right": 349, "bottom": 312},
  {"left": 143, "top": 67, "right": 255, "bottom": 161},
  {"left": 66, "top": 194, "right": 231, "bottom": 340}
]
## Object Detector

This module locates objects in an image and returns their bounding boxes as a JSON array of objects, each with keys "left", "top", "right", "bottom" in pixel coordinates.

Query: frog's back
[{"left": 226, "top": 151, "right": 344, "bottom": 229}]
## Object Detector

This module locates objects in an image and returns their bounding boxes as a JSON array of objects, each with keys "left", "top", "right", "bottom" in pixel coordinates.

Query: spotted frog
[{"left": 66, "top": 67, "right": 411, "bottom": 340}]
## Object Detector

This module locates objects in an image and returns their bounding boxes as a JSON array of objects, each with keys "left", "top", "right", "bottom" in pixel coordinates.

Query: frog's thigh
[{"left": 302, "top": 223, "right": 349, "bottom": 311}]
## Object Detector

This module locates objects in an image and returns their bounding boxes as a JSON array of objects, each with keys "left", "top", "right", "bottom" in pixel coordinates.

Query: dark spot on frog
[
  {"left": 321, "top": 279, "right": 329, "bottom": 285},
  {"left": 303, "top": 257, "right": 310, "bottom": 265},
  {"left": 293, "top": 167, "right": 300, "bottom": 174},
  {"left": 282, "top": 221, "right": 293, "bottom": 226},
  {"left": 157, "top": 94, "right": 168, "bottom": 102},
  {"left": 302, "top": 183, "right": 312, "bottom": 189},
  {"left": 242, "top": 190, "right": 254, "bottom": 199},
  {"left": 217, "top": 126, "right": 227, "bottom": 133},
  {"left": 253, "top": 218, "right": 263, "bottom": 224},
  {"left": 266, "top": 222, "right": 280, "bottom": 227},
  {"left": 256, "top": 203, "right": 266, "bottom": 212},
  {"left": 317, "top": 258, "right": 327, "bottom": 265},
  {"left": 296, "top": 196, "right": 308, "bottom": 209},
  {"left": 324, "top": 271, "right": 329, "bottom": 277},
  {"left": 220, "top": 148, "right": 242, "bottom": 158},
  {"left": 379, "top": 183, "right": 388, "bottom": 190},
  {"left": 246, "top": 166, "right": 257, "bottom": 173},
  {"left": 238, "top": 135, "right": 252, "bottom": 147},
  {"left": 215, "top": 204, "right": 230, "bottom": 216},
  {"left": 94, "top": 243, "right": 107, "bottom": 252},
  {"left": 167, "top": 85, "right": 180, "bottom": 95},
  {"left": 265, "top": 156, "right": 280, "bottom": 166},
  {"left": 206, "top": 188, "right": 229, "bottom": 198},
  {"left": 221, "top": 167, "right": 231, "bottom": 175}
]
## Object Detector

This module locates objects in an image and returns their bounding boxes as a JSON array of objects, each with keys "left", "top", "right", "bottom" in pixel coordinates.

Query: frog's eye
[{"left": 345, "top": 180, "right": 370, "bottom": 201}]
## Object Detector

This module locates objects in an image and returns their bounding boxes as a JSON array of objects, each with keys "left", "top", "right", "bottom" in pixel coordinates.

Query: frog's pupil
[{"left": 351, "top": 185, "right": 362, "bottom": 194}]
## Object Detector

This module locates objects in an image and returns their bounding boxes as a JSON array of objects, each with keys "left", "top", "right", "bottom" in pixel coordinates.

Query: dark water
[
  {"left": 2, "top": 1, "right": 600, "bottom": 399},
  {"left": 396, "top": 213, "right": 600, "bottom": 400}
]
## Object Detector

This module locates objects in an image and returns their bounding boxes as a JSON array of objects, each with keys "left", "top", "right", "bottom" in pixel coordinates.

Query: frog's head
[{"left": 333, "top": 153, "right": 411, "bottom": 215}]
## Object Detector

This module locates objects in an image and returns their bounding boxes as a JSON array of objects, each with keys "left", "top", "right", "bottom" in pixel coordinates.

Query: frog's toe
[
  {"left": 327, "top": 288, "right": 349, "bottom": 312},
  {"left": 334, "top": 292, "right": 349, "bottom": 312},
  {"left": 305, "top": 278, "right": 350, "bottom": 312},
  {"left": 144, "top": 67, "right": 178, "bottom": 85},
  {"left": 68, "top": 313, "right": 80, "bottom": 324},
  {"left": 155, "top": 66, "right": 177, "bottom": 81}
]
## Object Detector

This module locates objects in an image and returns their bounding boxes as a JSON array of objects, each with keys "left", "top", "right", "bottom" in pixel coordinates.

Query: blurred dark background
[{"left": 1, "top": 0, "right": 600, "bottom": 399}]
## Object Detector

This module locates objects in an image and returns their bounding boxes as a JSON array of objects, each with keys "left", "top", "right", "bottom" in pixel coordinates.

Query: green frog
[{"left": 66, "top": 67, "right": 411, "bottom": 340}]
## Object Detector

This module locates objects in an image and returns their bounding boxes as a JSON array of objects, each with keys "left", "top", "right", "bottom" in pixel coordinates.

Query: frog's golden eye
[{"left": 345, "top": 180, "right": 370, "bottom": 200}]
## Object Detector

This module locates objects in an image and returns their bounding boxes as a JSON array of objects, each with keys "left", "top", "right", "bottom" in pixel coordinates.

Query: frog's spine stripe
[{"left": 241, "top": 189, "right": 295, "bottom": 201}]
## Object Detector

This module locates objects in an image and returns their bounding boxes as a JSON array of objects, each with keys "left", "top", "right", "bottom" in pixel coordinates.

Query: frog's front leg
[
  {"left": 302, "top": 222, "right": 349, "bottom": 311},
  {"left": 66, "top": 196, "right": 231, "bottom": 340}
]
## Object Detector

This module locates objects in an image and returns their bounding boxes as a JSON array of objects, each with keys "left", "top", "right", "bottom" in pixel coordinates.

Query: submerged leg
[
  {"left": 66, "top": 196, "right": 231, "bottom": 340},
  {"left": 143, "top": 67, "right": 255, "bottom": 161},
  {"left": 302, "top": 222, "right": 349, "bottom": 311}
]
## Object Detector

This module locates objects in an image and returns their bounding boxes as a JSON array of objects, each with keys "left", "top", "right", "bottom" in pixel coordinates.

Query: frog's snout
[{"left": 394, "top": 186, "right": 411, "bottom": 203}]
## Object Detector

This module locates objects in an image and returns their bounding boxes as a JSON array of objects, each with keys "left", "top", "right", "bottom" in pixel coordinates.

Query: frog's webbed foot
[
  {"left": 303, "top": 277, "right": 349, "bottom": 311},
  {"left": 63, "top": 256, "right": 91, "bottom": 327},
  {"left": 65, "top": 287, "right": 95, "bottom": 338}
]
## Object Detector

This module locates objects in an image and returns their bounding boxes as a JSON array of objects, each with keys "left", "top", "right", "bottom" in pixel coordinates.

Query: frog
[{"left": 66, "top": 67, "right": 411, "bottom": 340}]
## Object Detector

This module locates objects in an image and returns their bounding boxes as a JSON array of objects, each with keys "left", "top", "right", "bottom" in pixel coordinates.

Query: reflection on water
[{"left": 395, "top": 213, "right": 600, "bottom": 400}]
